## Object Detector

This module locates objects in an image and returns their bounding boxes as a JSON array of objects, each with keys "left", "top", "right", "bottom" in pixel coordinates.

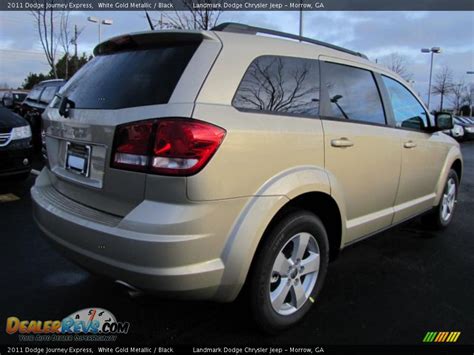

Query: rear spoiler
[{"left": 94, "top": 30, "right": 215, "bottom": 56}]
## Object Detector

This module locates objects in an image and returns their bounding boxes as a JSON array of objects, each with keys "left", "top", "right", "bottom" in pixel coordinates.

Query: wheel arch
[
  {"left": 257, "top": 192, "right": 343, "bottom": 262},
  {"left": 236, "top": 191, "right": 343, "bottom": 305},
  {"left": 434, "top": 147, "right": 463, "bottom": 206},
  {"left": 451, "top": 158, "right": 463, "bottom": 183},
  {"left": 214, "top": 166, "right": 346, "bottom": 302}
]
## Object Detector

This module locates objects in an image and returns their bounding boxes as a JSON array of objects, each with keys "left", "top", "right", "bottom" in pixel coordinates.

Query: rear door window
[
  {"left": 322, "top": 62, "right": 386, "bottom": 125},
  {"left": 233, "top": 56, "right": 320, "bottom": 117},
  {"left": 59, "top": 43, "right": 199, "bottom": 109}
]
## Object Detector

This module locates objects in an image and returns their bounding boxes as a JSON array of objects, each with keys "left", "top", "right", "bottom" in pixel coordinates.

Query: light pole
[
  {"left": 298, "top": 0, "right": 303, "bottom": 38},
  {"left": 87, "top": 16, "right": 113, "bottom": 44},
  {"left": 467, "top": 71, "right": 473, "bottom": 118},
  {"left": 421, "top": 47, "right": 442, "bottom": 111}
]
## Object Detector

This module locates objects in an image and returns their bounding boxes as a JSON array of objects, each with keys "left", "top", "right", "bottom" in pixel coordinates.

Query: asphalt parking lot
[{"left": 1, "top": 143, "right": 473, "bottom": 346}]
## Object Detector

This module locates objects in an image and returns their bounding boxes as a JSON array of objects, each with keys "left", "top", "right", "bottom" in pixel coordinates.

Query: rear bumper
[{"left": 31, "top": 169, "right": 249, "bottom": 301}]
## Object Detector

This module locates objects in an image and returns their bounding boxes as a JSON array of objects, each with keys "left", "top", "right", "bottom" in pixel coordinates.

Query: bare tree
[
  {"left": 432, "top": 66, "right": 454, "bottom": 111},
  {"left": 381, "top": 53, "right": 413, "bottom": 81},
  {"left": 157, "top": 0, "right": 223, "bottom": 30},
  {"left": 233, "top": 57, "right": 319, "bottom": 115},
  {"left": 59, "top": 11, "right": 71, "bottom": 79},
  {"left": 463, "top": 84, "right": 473, "bottom": 117},
  {"left": 450, "top": 80, "right": 466, "bottom": 115},
  {"left": 31, "top": 0, "right": 61, "bottom": 78}
]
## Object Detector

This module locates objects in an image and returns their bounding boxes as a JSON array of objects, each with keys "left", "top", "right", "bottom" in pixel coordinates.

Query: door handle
[
  {"left": 331, "top": 137, "right": 354, "bottom": 148},
  {"left": 403, "top": 141, "right": 417, "bottom": 149}
]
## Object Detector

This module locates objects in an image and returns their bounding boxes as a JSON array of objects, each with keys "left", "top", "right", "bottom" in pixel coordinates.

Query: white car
[
  {"left": 444, "top": 123, "right": 464, "bottom": 140},
  {"left": 454, "top": 116, "right": 474, "bottom": 140},
  {"left": 452, "top": 124, "right": 465, "bottom": 139}
]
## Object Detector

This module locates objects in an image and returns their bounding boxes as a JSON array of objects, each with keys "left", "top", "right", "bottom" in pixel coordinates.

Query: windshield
[
  {"left": 457, "top": 116, "right": 472, "bottom": 124},
  {"left": 59, "top": 43, "right": 199, "bottom": 109}
]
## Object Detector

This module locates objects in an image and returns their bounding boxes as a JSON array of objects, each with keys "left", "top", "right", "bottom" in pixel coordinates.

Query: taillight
[
  {"left": 111, "top": 118, "right": 226, "bottom": 176},
  {"left": 112, "top": 120, "right": 153, "bottom": 171}
]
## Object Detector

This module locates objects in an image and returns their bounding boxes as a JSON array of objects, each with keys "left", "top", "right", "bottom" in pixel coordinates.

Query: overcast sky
[{"left": 0, "top": 10, "right": 473, "bottom": 109}]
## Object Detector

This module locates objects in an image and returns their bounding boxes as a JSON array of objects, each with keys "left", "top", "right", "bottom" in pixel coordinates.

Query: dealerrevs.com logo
[{"left": 6, "top": 308, "right": 130, "bottom": 342}]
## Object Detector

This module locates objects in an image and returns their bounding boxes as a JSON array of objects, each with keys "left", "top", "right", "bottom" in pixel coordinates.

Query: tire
[
  {"left": 249, "top": 210, "right": 329, "bottom": 333},
  {"left": 15, "top": 172, "right": 31, "bottom": 181},
  {"left": 0, "top": 171, "right": 30, "bottom": 182},
  {"left": 422, "top": 169, "right": 459, "bottom": 230}
]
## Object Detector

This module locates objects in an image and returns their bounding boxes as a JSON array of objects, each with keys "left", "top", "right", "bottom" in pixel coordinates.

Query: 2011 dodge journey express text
[{"left": 32, "top": 23, "right": 463, "bottom": 332}]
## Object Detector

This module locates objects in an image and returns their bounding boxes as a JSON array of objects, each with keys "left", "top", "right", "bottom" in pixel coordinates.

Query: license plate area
[{"left": 65, "top": 142, "right": 91, "bottom": 177}]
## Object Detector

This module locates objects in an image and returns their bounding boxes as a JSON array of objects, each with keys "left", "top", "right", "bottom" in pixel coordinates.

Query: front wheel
[
  {"left": 249, "top": 211, "right": 329, "bottom": 333},
  {"left": 422, "top": 169, "right": 459, "bottom": 230}
]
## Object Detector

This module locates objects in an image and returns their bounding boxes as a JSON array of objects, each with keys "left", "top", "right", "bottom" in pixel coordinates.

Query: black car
[
  {"left": 20, "top": 79, "right": 66, "bottom": 150},
  {"left": 0, "top": 107, "right": 33, "bottom": 180}
]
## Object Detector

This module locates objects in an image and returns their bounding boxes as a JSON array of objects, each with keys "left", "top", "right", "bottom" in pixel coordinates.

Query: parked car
[
  {"left": 20, "top": 79, "right": 66, "bottom": 151},
  {"left": 443, "top": 120, "right": 465, "bottom": 140},
  {"left": 31, "top": 23, "right": 463, "bottom": 333},
  {"left": 454, "top": 116, "right": 474, "bottom": 139},
  {"left": 0, "top": 107, "right": 32, "bottom": 179},
  {"left": 1, "top": 91, "right": 27, "bottom": 111},
  {"left": 2, "top": 92, "right": 13, "bottom": 107}
]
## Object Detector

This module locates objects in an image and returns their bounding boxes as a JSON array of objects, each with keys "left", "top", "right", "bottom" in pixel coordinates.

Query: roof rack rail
[{"left": 212, "top": 22, "right": 368, "bottom": 60}]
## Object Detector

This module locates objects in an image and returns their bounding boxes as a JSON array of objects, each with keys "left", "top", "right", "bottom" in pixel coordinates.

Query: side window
[
  {"left": 323, "top": 62, "right": 386, "bottom": 125},
  {"left": 382, "top": 76, "right": 429, "bottom": 130},
  {"left": 233, "top": 56, "right": 320, "bottom": 117},
  {"left": 39, "top": 86, "right": 58, "bottom": 104},
  {"left": 27, "top": 86, "right": 43, "bottom": 101}
]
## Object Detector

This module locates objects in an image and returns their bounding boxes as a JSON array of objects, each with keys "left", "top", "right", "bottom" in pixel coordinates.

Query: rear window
[
  {"left": 233, "top": 55, "right": 320, "bottom": 117},
  {"left": 59, "top": 43, "right": 199, "bottom": 109}
]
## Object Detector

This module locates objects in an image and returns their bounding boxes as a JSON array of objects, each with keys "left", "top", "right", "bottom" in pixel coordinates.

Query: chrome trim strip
[{"left": 0, "top": 132, "right": 12, "bottom": 147}]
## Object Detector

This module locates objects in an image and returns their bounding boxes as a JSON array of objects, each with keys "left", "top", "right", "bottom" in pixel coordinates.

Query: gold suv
[{"left": 32, "top": 23, "right": 463, "bottom": 332}]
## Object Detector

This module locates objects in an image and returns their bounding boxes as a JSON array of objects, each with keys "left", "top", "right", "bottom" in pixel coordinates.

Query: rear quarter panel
[
  {"left": 187, "top": 104, "right": 326, "bottom": 200},
  {"left": 189, "top": 32, "right": 333, "bottom": 200}
]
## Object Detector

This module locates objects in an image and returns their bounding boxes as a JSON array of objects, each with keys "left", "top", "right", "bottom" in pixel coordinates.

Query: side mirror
[{"left": 434, "top": 112, "right": 453, "bottom": 131}]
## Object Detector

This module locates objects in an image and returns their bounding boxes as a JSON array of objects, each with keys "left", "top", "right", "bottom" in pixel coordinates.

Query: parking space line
[
  {"left": 31, "top": 169, "right": 40, "bottom": 176},
  {"left": 0, "top": 193, "right": 20, "bottom": 202}
]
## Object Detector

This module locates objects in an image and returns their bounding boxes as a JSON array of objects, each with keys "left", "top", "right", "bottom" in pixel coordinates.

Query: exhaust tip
[{"left": 115, "top": 280, "right": 143, "bottom": 298}]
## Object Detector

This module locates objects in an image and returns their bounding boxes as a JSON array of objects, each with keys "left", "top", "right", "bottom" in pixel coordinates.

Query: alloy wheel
[
  {"left": 441, "top": 177, "right": 456, "bottom": 222},
  {"left": 269, "top": 232, "right": 320, "bottom": 316}
]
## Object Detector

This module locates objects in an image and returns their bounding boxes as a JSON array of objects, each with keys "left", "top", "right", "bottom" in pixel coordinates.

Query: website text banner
[
  {"left": 1, "top": 345, "right": 474, "bottom": 354},
  {"left": 1, "top": 0, "right": 473, "bottom": 11}
]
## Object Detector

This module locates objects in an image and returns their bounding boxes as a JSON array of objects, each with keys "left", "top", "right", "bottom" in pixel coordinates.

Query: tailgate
[{"left": 42, "top": 30, "right": 222, "bottom": 216}]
